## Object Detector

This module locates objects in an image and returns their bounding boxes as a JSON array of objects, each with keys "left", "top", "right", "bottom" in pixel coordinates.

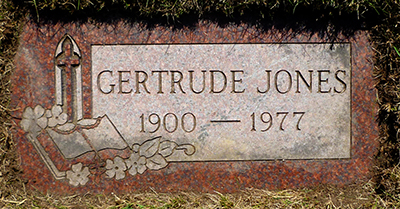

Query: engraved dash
[{"left": 210, "top": 119, "right": 241, "bottom": 123}]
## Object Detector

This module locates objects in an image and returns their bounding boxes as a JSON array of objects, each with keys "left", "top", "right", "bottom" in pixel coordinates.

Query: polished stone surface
[
  {"left": 11, "top": 20, "right": 377, "bottom": 193},
  {"left": 92, "top": 43, "right": 351, "bottom": 161}
]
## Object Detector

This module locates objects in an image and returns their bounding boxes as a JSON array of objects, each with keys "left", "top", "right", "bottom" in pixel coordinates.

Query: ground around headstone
[{"left": 0, "top": 180, "right": 389, "bottom": 208}]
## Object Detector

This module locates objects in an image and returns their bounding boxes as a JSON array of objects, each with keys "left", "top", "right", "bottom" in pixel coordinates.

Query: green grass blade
[{"left": 394, "top": 46, "right": 400, "bottom": 57}]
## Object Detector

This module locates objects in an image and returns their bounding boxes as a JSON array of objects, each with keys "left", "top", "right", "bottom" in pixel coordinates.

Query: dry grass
[
  {"left": 372, "top": 2, "right": 400, "bottom": 205},
  {"left": 0, "top": 0, "right": 25, "bottom": 203},
  {"left": 0, "top": 184, "right": 383, "bottom": 208},
  {"left": 1, "top": 0, "right": 400, "bottom": 208}
]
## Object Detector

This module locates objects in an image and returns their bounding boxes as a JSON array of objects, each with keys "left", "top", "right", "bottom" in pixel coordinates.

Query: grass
[
  {"left": 2, "top": 0, "right": 400, "bottom": 208},
  {"left": 0, "top": 185, "right": 384, "bottom": 208},
  {"left": 22, "top": 0, "right": 385, "bottom": 17}
]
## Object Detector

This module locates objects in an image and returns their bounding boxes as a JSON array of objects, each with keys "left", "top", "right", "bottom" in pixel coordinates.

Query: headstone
[{"left": 11, "top": 20, "right": 377, "bottom": 193}]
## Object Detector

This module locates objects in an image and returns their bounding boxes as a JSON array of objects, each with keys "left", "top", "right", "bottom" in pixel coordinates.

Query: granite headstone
[{"left": 11, "top": 20, "right": 377, "bottom": 193}]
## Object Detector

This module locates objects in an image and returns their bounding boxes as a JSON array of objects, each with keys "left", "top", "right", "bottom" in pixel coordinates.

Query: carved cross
[
  {"left": 57, "top": 41, "right": 80, "bottom": 70},
  {"left": 55, "top": 36, "right": 82, "bottom": 123}
]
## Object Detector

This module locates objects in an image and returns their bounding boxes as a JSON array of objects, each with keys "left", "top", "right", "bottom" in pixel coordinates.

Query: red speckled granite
[{"left": 11, "top": 20, "right": 377, "bottom": 194}]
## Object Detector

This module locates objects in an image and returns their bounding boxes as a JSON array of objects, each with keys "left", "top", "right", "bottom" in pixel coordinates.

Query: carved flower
[
  {"left": 105, "top": 157, "right": 127, "bottom": 180},
  {"left": 66, "top": 163, "right": 90, "bottom": 186},
  {"left": 20, "top": 105, "right": 48, "bottom": 133},
  {"left": 125, "top": 152, "right": 147, "bottom": 176},
  {"left": 48, "top": 105, "right": 68, "bottom": 127}
]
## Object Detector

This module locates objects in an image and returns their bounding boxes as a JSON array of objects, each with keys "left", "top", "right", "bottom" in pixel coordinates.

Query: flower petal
[
  {"left": 137, "top": 164, "right": 147, "bottom": 174},
  {"left": 128, "top": 167, "right": 138, "bottom": 176},
  {"left": 58, "top": 113, "right": 68, "bottom": 125},
  {"left": 37, "top": 117, "right": 47, "bottom": 129},
  {"left": 138, "top": 156, "right": 146, "bottom": 165},
  {"left": 48, "top": 118, "right": 58, "bottom": 127},
  {"left": 105, "top": 159, "right": 114, "bottom": 169},
  {"left": 52, "top": 105, "right": 63, "bottom": 116},
  {"left": 66, "top": 170, "right": 79, "bottom": 187},
  {"left": 115, "top": 171, "right": 126, "bottom": 180},
  {"left": 45, "top": 110, "right": 52, "bottom": 118},
  {"left": 125, "top": 160, "right": 132, "bottom": 169},
  {"left": 79, "top": 167, "right": 90, "bottom": 185},
  {"left": 79, "top": 175, "right": 89, "bottom": 185},
  {"left": 114, "top": 157, "right": 127, "bottom": 170},
  {"left": 22, "top": 107, "right": 34, "bottom": 119},
  {"left": 20, "top": 119, "right": 32, "bottom": 132},
  {"left": 81, "top": 166, "right": 90, "bottom": 177},
  {"left": 71, "top": 163, "right": 83, "bottom": 172},
  {"left": 105, "top": 169, "right": 115, "bottom": 178},
  {"left": 125, "top": 153, "right": 139, "bottom": 169},
  {"left": 34, "top": 105, "right": 45, "bottom": 118}
]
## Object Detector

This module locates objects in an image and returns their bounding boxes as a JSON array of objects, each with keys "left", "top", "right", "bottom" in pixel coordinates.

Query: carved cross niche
[{"left": 54, "top": 35, "right": 83, "bottom": 123}]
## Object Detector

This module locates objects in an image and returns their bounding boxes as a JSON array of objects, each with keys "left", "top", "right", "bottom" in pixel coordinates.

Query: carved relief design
[{"left": 20, "top": 34, "right": 196, "bottom": 186}]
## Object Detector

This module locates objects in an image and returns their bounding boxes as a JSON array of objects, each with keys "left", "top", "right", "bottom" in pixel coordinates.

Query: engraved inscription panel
[{"left": 92, "top": 44, "right": 351, "bottom": 161}]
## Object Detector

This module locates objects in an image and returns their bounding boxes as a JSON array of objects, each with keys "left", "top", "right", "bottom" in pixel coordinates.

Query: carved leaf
[
  {"left": 159, "top": 141, "right": 177, "bottom": 157},
  {"left": 146, "top": 154, "right": 168, "bottom": 170},
  {"left": 139, "top": 137, "right": 160, "bottom": 158},
  {"left": 56, "top": 123, "right": 76, "bottom": 132}
]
